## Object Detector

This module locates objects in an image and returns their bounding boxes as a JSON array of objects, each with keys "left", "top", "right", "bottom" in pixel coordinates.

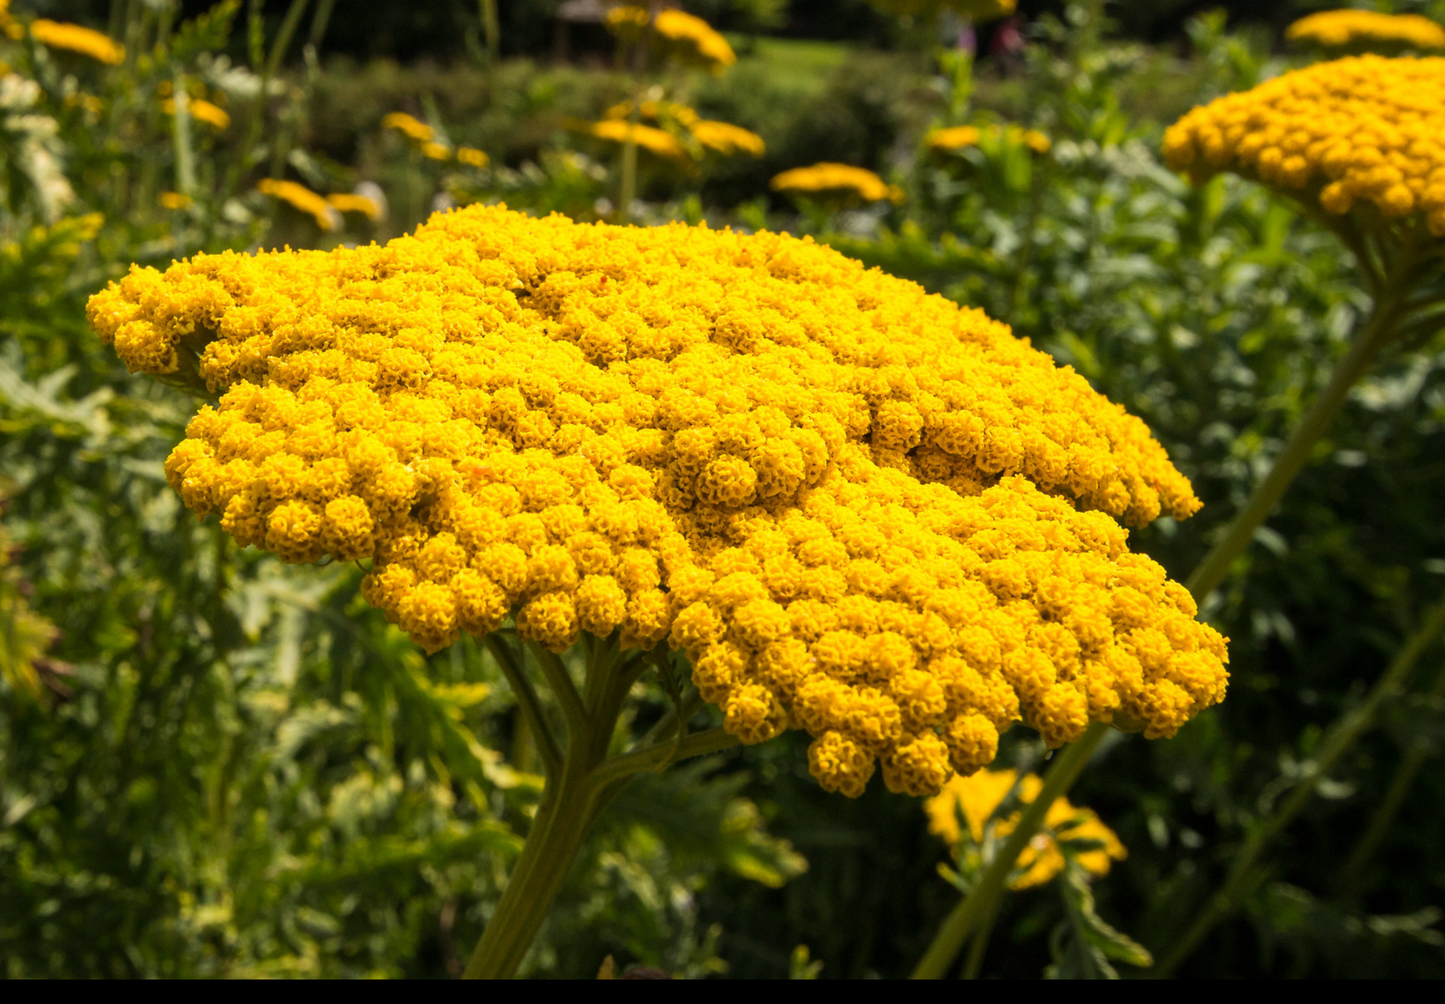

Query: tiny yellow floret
[
  {"left": 1165, "top": 55, "right": 1445, "bottom": 236},
  {"left": 30, "top": 19, "right": 124, "bottom": 64},
  {"left": 87, "top": 205, "right": 1226, "bottom": 797},
  {"left": 926, "top": 768, "right": 1125, "bottom": 888}
]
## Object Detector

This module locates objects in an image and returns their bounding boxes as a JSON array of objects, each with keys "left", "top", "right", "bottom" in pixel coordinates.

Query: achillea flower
[
  {"left": 772, "top": 163, "right": 905, "bottom": 205},
  {"left": 692, "top": 120, "right": 765, "bottom": 157},
  {"left": 606, "top": 7, "right": 736, "bottom": 72},
  {"left": 456, "top": 146, "right": 490, "bottom": 168},
  {"left": 1164, "top": 56, "right": 1445, "bottom": 235},
  {"left": 163, "top": 96, "right": 230, "bottom": 131},
  {"left": 87, "top": 205, "right": 1226, "bottom": 797},
  {"left": 159, "top": 191, "right": 193, "bottom": 210},
  {"left": 382, "top": 111, "right": 433, "bottom": 143},
  {"left": 29, "top": 19, "right": 124, "bottom": 64},
  {"left": 927, "top": 123, "right": 1050, "bottom": 155},
  {"left": 585, "top": 118, "right": 688, "bottom": 162},
  {"left": 256, "top": 178, "right": 340, "bottom": 231},
  {"left": 421, "top": 141, "right": 451, "bottom": 162},
  {"left": 326, "top": 192, "right": 381, "bottom": 220},
  {"left": 1287, "top": 10, "right": 1445, "bottom": 52},
  {"left": 605, "top": 99, "right": 701, "bottom": 129},
  {"left": 926, "top": 768, "right": 1126, "bottom": 888}
]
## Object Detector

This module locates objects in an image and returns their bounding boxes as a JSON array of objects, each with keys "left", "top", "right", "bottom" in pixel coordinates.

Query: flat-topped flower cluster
[
  {"left": 87, "top": 205, "right": 1226, "bottom": 797},
  {"left": 1164, "top": 56, "right": 1445, "bottom": 235}
]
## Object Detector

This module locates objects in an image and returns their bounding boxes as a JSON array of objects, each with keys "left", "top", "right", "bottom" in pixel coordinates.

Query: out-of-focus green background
[{"left": 3, "top": 0, "right": 1445, "bottom": 979}]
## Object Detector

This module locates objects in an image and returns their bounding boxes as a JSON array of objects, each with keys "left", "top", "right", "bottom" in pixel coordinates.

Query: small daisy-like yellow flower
[
  {"left": 326, "top": 192, "right": 381, "bottom": 221},
  {"left": 606, "top": 7, "right": 736, "bottom": 72},
  {"left": 1287, "top": 10, "right": 1445, "bottom": 53},
  {"left": 88, "top": 205, "right": 1227, "bottom": 798},
  {"left": 30, "top": 19, "right": 124, "bottom": 64},
  {"left": 691, "top": 120, "right": 765, "bottom": 157},
  {"left": 585, "top": 118, "right": 689, "bottom": 162},
  {"left": 771, "top": 162, "right": 905, "bottom": 204},
  {"left": 456, "top": 147, "right": 490, "bottom": 168},
  {"left": 256, "top": 178, "right": 340, "bottom": 231},
  {"left": 382, "top": 111, "right": 433, "bottom": 143},
  {"left": 925, "top": 768, "right": 1126, "bottom": 888}
]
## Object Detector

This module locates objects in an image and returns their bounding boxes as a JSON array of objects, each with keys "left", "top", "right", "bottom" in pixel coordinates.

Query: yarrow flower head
[
  {"left": 927, "top": 123, "right": 1051, "bottom": 155},
  {"left": 606, "top": 7, "right": 736, "bottom": 73},
  {"left": 581, "top": 118, "right": 689, "bottom": 162},
  {"left": 326, "top": 192, "right": 382, "bottom": 221},
  {"left": 925, "top": 768, "right": 1126, "bottom": 888},
  {"left": 771, "top": 163, "right": 905, "bottom": 205},
  {"left": 382, "top": 111, "right": 433, "bottom": 144},
  {"left": 163, "top": 96, "right": 230, "bottom": 131},
  {"left": 256, "top": 178, "right": 341, "bottom": 231},
  {"left": 87, "top": 204, "right": 1227, "bottom": 798},
  {"left": 1164, "top": 56, "right": 1445, "bottom": 236},
  {"left": 1286, "top": 10, "right": 1445, "bottom": 54},
  {"left": 691, "top": 120, "right": 765, "bottom": 158},
  {"left": 29, "top": 19, "right": 124, "bottom": 64}
]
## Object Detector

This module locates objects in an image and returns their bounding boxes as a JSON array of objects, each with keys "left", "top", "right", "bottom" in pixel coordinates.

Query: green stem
[
  {"left": 960, "top": 895, "right": 997, "bottom": 980},
  {"left": 1154, "top": 595, "right": 1445, "bottom": 977},
  {"left": 479, "top": 0, "right": 500, "bottom": 63},
  {"left": 1186, "top": 285, "right": 1409, "bottom": 602},
  {"left": 485, "top": 634, "right": 560, "bottom": 777},
  {"left": 1339, "top": 657, "right": 1445, "bottom": 887},
  {"left": 911, "top": 721, "right": 1108, "bottom": 979}
]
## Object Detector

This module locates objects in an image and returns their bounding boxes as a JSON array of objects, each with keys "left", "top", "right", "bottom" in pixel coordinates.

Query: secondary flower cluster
[
  {"left": 257, "top": 178, "right": 341, "bottom": 231},
  {"left": 771, "top": 163, "right": 905, "bottom": 205},
  {"left": 925, "top": 768, "right": 1126, "bottom": 888},
  {"left": 163, "top": 96, "right": 230, "bottom": 131},
  {"left": 29, "top": 19, "right": 124, "bottom": 64},
  {"left": 381, "top": 110, "right": 487, "bottom": 166},
  {"left": 602, "top": 100, "right": 765, "bottom": 159},
  {"left": 606, "top": 7, "right": 735, "bottom": 73},
  {"left": 1286, "top": 10, "right": 1445, "bottom": 52},
  {"left": 88, "top": 205, "right": 1226, "bottom": 798},
  {"left": 927, "top": 123, "right": 1052, "bottom": 155},
  {"left": 1164, "top": 56, "right": 1445, "bottom": 235}
]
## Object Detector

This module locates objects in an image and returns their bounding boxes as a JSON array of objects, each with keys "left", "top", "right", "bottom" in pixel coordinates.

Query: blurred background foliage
[{"left": 4, "top": 0, "right": 1445, "bottom": 979}]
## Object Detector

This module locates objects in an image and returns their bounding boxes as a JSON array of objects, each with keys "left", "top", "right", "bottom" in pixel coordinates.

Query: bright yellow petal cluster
[
  {"left": 326, "top": 192, "right": 381, "bottom": 220},
  {"left": 605, "top": 99, "right": 702, "bottom": 129},
  {"left": 692, "top": 120, "right": 765, "bottom": 157},
  {"left": 606, "top": 7, "right": 736, "bottom": 71},
  {"left": 163, "top": 97, "right": 230, "bottom": 131},
  {"left": 382, "top": 111, "right": 433, "bottom": 143},
  {"left": 771, "top": 163, "right": 906, "bottom": 205},
  {"left": 29, "top": 20, "right": 124, "bottom": 64},
  {"left": 1287, "top": 10, "right": 1445, "bottom": 51},
  {"left": 927, "top": 123, "right": 1050, "bottom": 154},
  {"left": 587, "top": 118, "right": 688, "bottom": 161},
  {"left": 87, "top": 205, "right": 1226, "bottom": 798},
  {"left": 421, "top": 141, "right": 451, "bottom": 162},
  {"left": 159, "top": 191, "right": 193, "bottom": 211},
  {"left": 925, "top": 768, "right": 1126, "bottom": 888},
  {"left": 456, "top": 146, "right": 490, "bottom": 168},
  {"left": 1164, "top": 56, "right": 1445, "bottom": 235},
  {"left": 256, "top": 178, "right": 340, "bottom": 231}
]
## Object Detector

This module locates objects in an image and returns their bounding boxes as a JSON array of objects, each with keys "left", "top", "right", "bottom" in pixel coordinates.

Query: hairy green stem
[
  {"left": 911, "top": 721, "right": 1108, "bottom": 979},
  {"left": 1155, "top": 595, "right": 1445, "bottom": 977}
]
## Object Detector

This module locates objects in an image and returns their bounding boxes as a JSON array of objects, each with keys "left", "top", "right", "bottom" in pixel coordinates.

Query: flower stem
[
  {"left": 1186, "top": 285, "right": 1408, "bottom": 602},
  {"left": 1154, "top": 594, "right": 1445, "bottom": 977},
  {"left": 910, "top": 721, "right": 1108, "bottom": 979}
]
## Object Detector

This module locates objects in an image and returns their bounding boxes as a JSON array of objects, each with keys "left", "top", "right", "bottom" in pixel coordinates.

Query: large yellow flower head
[
  {"left": 925, "top": 768, "right": 1125, "bottom": 888},
  {"left": 606, "top": 7, "right": 736, "bottom": 73},
  {"left": 1286, "top": 10, "right": 1445, "bottom": 53},
  {"left": 29, "top": 19, "right": 124, "bottom": 64},
  {"left": 771, "top": 163, "right": 906, "bottom": 205},
  {"left": 87, "top": 205, "right": 1226, "bottom": 798},
  {"left": 1164, "top": 56, "right": 1445, "bottom": 236}
]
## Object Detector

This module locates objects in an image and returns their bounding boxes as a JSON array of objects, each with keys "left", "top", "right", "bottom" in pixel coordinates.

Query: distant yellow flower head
[
  {"left": 927, "top": 123, "right": 1050, "bottom": 155},
  {"left": 1287, "top": 10, "right": 1445, "bottom": 52},
  {"left": 691, "top": 120, "right": 765, "bottom": 157},
  {"left": 605, "top": 98, "right": 702, "bottom": 130},
  {"left": 606, "top": 6, "right": 736, "bottom": 72},
  {"left": 772, "top": 163, "right": 905, "bottom": 205},
  {"left": 326, "top": 192, "right": 381, "bottom": 221},
  {"left": 0, "top": 0, "right": 22, "bottom": 41},
  {"left": 86, "top": 205, "right": 1226, "bottom": 798},
  {"left": 421, "top": 141, "right": 451, "bottom": 162},
  {"left": 1164, "top": 56, "right": 1445, "bottom": 236},
  {"left": 256, "top": 178, "right": 340, "bottom": 231},
  {"left": 865, "top": 0, "right": 1017, "bottom": 22},
  {"left": 30, "top": 20, "right": 124, "bottom": 64},
  {"left": 585, "top": 118, "right": 689, "bottom": 162},
  {"left": 163, "top": 97, "right": 230, "bottom": 131},
  {"left": 382, "top": 111, "right": 433, "bottom": 144},
  {"left": 456, "top": 146, "right": 490, "bottom": 168},
  {"left": 926, "top": 768, "right": 1126, "bottom": 888}
]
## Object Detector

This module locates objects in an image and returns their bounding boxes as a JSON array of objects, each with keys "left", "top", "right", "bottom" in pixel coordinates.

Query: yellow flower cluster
[
  {"left": 159, "top": 191, "right": 193, "bottom": 211},
  {"left": 928, "top": 123, "right": 1051, "bottom": 155},
  {"left": 1164, "top": 56, "right": 1445, "bottom": 235},
  {"left": 925, "top": 768, "right": 1125, "bottom": 888},
  {"left": 163, "top": 97, "right": 230, "bottom": 131},
  {"left": 585, "top": 118, "right": 689, "bottom": 162},
  {"left": 87, "top": 204, "right": 1226, "bottom": 797},
  {"left": 606, "top": 7, "right": 736, "bottom": 72},
  {"left": 604, "top": 100, "right": 764, "bottom": 158},
  {"left": 256, "top": 178, "right": 340, "bottom": 231},
  {"left": 29, "top": 19, "right": 124, "bottom": 64},
  {"left": 382, "top": 111, "right": 432, "bottom": 143},
  {"left": 456, "top": 146, "right": 490, "bottom": 168},
  {"left": 326, "top": 192, "right": 381, "bottom": 221},
  {"left": 1286, "top": 10, "right": 1445, "bottom": 52},
  {"left": 605, "top": 99, "right": 701, "bottom": 129},
  {"left": 771, "top": 163, "right": 906, "bottom": 205}
]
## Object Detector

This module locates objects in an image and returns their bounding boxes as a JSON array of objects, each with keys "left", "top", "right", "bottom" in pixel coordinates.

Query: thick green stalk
[
  {"left": 911, "top": 721, "right": 1108, "bottom": 979},
  {"left": 1186, "top": 287, "right": 1407, "bottom": 601},
  {"left": 1155, "top": 595, "right": 1445, "bottom": 977}
]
